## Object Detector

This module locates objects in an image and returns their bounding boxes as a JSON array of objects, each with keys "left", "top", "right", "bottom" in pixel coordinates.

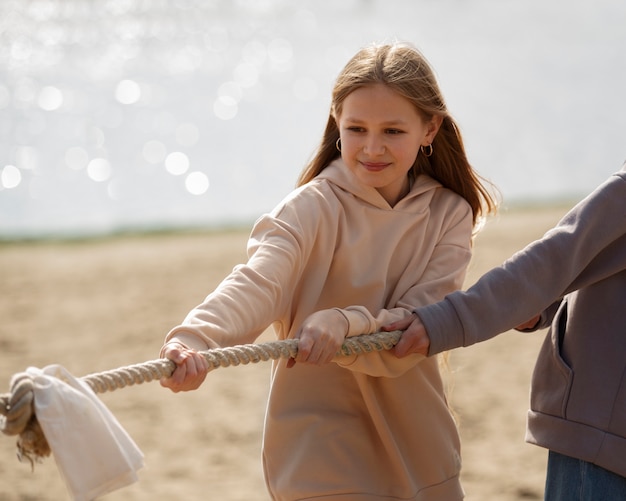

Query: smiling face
[{"left": 336, "top": 83, "right": 441, "bottom": 206}]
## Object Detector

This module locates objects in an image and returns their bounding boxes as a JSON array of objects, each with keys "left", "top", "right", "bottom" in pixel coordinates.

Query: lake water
[{"left": 1, "top": 0, "right": 625, "bottom": 239}]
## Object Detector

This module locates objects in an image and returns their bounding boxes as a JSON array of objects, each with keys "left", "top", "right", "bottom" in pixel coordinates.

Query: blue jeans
[{"left": 545, "top": 450, "right": 626, "bottom": 500}]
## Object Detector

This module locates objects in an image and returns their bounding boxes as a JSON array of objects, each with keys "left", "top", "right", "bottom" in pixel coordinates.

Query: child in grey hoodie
[{"left": 387, "top": 162, "right": 626, "bottom": 500}]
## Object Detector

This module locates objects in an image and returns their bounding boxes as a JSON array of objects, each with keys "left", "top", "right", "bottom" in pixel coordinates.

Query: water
[{"left": 1, "top": 0, "right": 625, "bottom": 239}]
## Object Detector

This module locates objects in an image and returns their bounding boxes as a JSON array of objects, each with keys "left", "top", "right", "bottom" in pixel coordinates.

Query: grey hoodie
[{"left": 415, "top": 163, "right": 626, "bottom": 477}]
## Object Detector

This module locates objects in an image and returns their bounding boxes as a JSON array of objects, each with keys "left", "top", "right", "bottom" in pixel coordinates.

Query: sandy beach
[{"left": 0, "top": 203, "right": 571, "bottom": 500}]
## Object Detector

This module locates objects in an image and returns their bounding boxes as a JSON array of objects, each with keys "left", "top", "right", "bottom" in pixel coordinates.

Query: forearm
[{"left": 417, "top": 170, "right": 626, "bottom": 354}]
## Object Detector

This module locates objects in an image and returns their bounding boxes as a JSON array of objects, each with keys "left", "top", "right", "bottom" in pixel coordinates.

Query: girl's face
[{"left": 337, "top": 83, "right": 441, "bottom": 206}]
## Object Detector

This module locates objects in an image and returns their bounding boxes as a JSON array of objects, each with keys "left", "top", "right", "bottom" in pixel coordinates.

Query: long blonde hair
[{"left": 297, "top": 42, "right": 497, "bottom": 226}]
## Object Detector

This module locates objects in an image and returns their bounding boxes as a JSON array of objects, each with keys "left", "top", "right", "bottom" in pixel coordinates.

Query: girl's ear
[{"left": 424, "top": 115, "right": 443, "bottom": 144}]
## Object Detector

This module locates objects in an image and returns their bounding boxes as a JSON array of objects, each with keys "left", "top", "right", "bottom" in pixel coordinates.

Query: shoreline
[{"left": 0, "top": 199, "right": 577, "bottom": 245}]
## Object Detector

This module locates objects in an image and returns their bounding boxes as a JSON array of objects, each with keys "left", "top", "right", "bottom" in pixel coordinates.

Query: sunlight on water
[
  {"left": 115, "top": 80, "right": 141, "bottom": 105},
  {"left": 0, "top": 0, "right": 625, "bottom": 238},
  {"left": 37, "top": 86, "right": 63, "bottom": 111},
  {"left": 1, "top": 165, "right": 21, "bottom": 189},
  {"left": 165, "top": 152, "right": 190, "bottom": 176},
  {"left": 185, "top": 171, "right": 210, "bottom": 196},
  {"left": 87, "top": 158, "right": 112, "bottom": 183}
]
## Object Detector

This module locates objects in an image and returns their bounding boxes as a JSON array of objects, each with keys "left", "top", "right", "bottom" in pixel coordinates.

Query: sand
[{"left": 0, "top": 203, "right": 571, "bottom": 500}]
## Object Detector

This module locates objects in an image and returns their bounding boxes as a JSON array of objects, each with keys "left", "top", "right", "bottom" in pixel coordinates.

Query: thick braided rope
[{"left": 0, "top": 331, "right": 401, "bottom": 464}]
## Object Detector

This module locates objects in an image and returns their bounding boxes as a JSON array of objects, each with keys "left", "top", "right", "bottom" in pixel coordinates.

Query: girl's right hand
[
  {"left": 288, "top": 309, "right": 349, "bottom": 367},
  {"left": 159, "top": 342, "right": 209, "bottom": 392}
]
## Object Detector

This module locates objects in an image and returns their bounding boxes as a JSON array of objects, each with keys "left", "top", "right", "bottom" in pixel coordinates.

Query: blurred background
[{"left": 1, "top": 0, "right": 625, "bottom": 239}]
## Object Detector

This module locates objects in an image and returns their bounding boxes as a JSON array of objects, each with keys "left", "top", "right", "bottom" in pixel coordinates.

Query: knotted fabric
[{"left": 26, "top": 365, "right": 144, "bottom": 501}]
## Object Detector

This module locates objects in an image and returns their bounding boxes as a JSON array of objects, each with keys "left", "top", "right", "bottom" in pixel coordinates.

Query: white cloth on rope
[{"left": 26, "top": 365, "right": 144, "bottom": 501}]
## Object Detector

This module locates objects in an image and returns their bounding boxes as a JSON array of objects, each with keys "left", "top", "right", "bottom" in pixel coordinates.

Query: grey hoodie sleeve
[{"left": 416, "top": 166, "right": 626, "bottom": 356}]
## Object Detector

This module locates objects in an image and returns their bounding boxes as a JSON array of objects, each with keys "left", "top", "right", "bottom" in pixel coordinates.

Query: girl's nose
[{"left": 363, "top": 135, "right": 385, "bottom": 155}]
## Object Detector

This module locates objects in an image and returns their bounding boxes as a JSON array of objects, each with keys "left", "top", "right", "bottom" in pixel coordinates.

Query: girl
[{"left": 160, "top": 42, "right": 496, "bottom": 500}]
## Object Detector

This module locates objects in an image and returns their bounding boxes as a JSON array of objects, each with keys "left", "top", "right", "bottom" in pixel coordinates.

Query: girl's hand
[
  {"left": 288, "top": 309, "right": 349, "bottom": 367},
  {"left": 383, "top": 313, "right": 431, "bottom": 358},
  {"left": 159, "top": 342, "right": 209, "bottom": 392}
]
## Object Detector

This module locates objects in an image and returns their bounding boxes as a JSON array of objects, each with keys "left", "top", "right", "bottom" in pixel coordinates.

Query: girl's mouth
[{"left": 361, "top": 161, "right": 389, "bottom": 172}]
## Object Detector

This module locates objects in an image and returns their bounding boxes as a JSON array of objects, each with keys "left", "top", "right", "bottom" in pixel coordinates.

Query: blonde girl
[{"left": 161, "top": 42, "right": 496, "bottom": 500}]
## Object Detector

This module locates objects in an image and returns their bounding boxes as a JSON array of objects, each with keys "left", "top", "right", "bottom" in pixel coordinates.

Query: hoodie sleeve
[
  {"left": 164, "top": 195, "right": 315, "bottom": 350},
  {"left": 419, "top": 167, "right": 626, "bottom": 355}
]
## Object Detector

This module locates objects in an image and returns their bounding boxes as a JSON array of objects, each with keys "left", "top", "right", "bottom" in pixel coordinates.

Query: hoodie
[{"left": 166, "top": 159, "right": 474, "bottom": 500}]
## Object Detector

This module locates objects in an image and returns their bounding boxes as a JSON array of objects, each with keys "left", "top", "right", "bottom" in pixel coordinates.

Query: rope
[{"left": 0, "top": 331, "right": 401, "bottom": 465}]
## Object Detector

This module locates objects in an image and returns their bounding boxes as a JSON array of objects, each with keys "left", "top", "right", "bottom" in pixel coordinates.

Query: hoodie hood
[{"left": 315, "top": 158, "right": 444, "bottom": 211}]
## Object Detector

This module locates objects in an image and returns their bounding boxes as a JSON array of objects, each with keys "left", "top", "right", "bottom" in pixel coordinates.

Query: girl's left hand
[
  {"left": 288, "top": 309, "right": 349, "bottom": 367},
  {"left": 160, "top": 342, "right": 209, "bottom": 392}
]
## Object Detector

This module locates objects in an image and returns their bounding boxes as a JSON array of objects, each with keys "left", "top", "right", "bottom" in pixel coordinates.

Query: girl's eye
[
  {"left": 385, "top": 129, "right": 404, "bottom": 135},
  {"left": 347, "top": 126, "right": 365, "bottom": 133}
]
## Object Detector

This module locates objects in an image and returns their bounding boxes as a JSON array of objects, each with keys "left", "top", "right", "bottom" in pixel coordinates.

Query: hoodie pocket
[{"left": 529, "top": 300, "right": 574, "bottom": 418}]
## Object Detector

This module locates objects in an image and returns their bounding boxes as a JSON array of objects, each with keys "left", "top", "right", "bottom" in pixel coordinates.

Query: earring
[
  {"left": 421, "top": 143, "right": 433, "bottom": 157},
  {"left": 335, "top": 137, "right": 342, "bottom": 152}
]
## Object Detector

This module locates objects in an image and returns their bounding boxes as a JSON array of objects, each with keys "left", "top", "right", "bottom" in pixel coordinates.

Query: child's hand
[
  {"left": 160, "top": 342, "right": 209, "bottom": 392},
  {"left": 383, "top": 313, "right": 431, "bottom": 358},
  {"left": 288, "top": 309, "right": 349, "bottom": 367}
]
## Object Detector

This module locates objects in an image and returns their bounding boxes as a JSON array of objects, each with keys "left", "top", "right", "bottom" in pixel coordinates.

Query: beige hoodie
[{"left": 166, "top": 159, "right": 473, "bottom": 500}]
